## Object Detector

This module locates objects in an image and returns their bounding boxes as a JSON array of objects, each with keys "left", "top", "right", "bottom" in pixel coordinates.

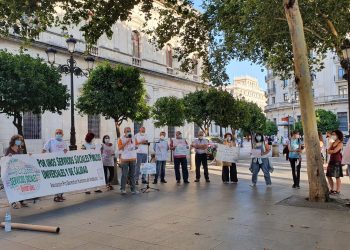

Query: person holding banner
[
  {"left": 153, "top": 131, "right": 169, "bottom": 184},
  {"left": 222, "top": 133, "right": 238, "bottom": 184},
  {"left": 118, "top": 127, "right": 139, "bottom": 194},
  {"left": 192, "top": 131, "right": 210, "bottom": 183},
  {"left": 42, "top": 129, "right": 68, "bottom": 202},
  {"left": 250, "top": 133, "right": 271, "bottom": 187},
  {"left": 170, "top": 131, "right": 189, "bottom": 184},
  {"left": 4, "top": 135, "right": 29, "bottom": 209},
  {"left": 101, "top": 135, "right": 115, "bottom": 190},
  {"left": 135, "top": 127, "right": 149, "bottom": 185},
  {"left": 82, "top": 132, "right": 102, "bottom": 194}
]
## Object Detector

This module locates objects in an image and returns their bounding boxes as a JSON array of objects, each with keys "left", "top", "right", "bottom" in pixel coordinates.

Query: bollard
[
  {"left": 272, "top": 144, "right": 279, "bottom": 157},
  {"left": 190, "top": 148, "right": 196, "bottom": 171}
]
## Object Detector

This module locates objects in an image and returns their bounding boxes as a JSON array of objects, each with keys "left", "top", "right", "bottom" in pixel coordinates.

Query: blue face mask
[
  {"left": 15, "top": 140, "right": 22, "bottom": 146},
  {"left": 55, "top": 134, "right": 63, "bottom": 141}
]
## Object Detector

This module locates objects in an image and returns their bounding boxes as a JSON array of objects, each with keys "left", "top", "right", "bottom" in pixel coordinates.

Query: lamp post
[
  {"left": 341, "top": 39, "right": 350, "bottom": 136},
  {"left": 46, "top": 35, "right": 95, "bottom": 150}
]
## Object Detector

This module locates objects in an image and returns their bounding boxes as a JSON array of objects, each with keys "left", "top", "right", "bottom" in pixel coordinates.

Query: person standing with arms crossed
[
  {"left": 42, "top": 129, "right": 68, "bottom": 202},
  {"left": 192, "top": 131, "right": 210, "bottom": 183},
  {"left": 170, "top": 131, "right": 190, "bottom": 184}
]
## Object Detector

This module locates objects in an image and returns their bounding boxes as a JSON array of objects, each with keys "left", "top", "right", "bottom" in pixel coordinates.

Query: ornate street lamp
[
  {"left": 45, "top": 35, "right": 95, "bottom": 150},
  {"left": 341, "top": 39, "right": 350, "bottom": 135}
]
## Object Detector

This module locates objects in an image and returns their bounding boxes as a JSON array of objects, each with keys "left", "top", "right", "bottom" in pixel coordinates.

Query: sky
[{"left": 192, "top": 1, "right": 267, "bottom": 90}]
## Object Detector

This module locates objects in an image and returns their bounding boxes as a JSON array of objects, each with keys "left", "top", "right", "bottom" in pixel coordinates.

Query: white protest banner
[
  {"left": 0, "top": 150, "right": 105, "bottom": 203},
  {"left": 251, "top": 149, "right": 262, "bottom": 158},
  {"left": 174, "top": 145, "right": 189, "bottom": 156},
  {"left": 140, "top": 163, "right": 157, "bottom": 175},
  {"left": 215, "top": 144, "right": 240, "bottom": 163}
]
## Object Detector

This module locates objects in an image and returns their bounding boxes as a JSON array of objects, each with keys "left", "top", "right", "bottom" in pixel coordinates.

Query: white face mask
[
  {"left": 199, "top": 136, "right": 203, "bottom": 139},
  {"left": 160, "top": 135, "right": 165, "bottom": 140},
  {"left": 227, "top": 136, "right": 232, "bottom": 141},
  {"left": 295, "top": 135, "right": 300, "bottom": 139},
  {"left": 256, "top": 136, "right": 262, "bottom": 141},
  {"left": 331, "top": 135, "right": 337, "bottom": 141},
  {"left": 140, "top": 132, "right": 145, "bottom": 136},
  {"left": 105, "top": 139, "right": 110, "bottom": 143}
]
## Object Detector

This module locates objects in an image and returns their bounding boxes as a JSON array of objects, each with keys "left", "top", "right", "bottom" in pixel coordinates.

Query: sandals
[
  {"left": 54, "top": 197, "right": 63, "bottom": 202},
  {"left": 11, "top": 202, "right": 20, "bottom": 209},
  {"left": 20, "top": 201, "right": 29, "bottom": 207},
  {"left": 106, "top": 184, "right": 114, "bottom": 191}
]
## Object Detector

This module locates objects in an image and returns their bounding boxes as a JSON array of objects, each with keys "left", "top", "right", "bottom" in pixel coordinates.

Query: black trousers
[
  {"left": 195, "top": 153, "right": 209, "bottom": 180},
  {"left": 289, "top": 158, "right": 301, "bottom": 186},
  {"left": 103, "top": 166, "right": 114, "bottom": 185},
  {"left": 222, "top": 163, "right": 238, "bottom": 182}
]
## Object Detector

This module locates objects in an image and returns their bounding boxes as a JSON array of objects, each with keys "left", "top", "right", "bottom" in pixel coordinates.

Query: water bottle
[{"left": 4, "top": 209, "right": 11, "bottom": 232}]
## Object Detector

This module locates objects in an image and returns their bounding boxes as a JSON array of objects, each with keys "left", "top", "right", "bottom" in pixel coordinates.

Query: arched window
[
  {"left": 166, "top": 44, "right": 173, "bottom": 68},
  {"left": 132, "top": 31, "right": 141, "bottom": 58}
]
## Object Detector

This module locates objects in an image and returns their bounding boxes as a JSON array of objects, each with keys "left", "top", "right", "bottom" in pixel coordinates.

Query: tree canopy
[
  {"left": 264, "top": 120, "right": 278, "bottom": 136},
  {"left": 76, "top": 62, "right": 150, "bottom": 136},
  {"left": 316, "top": 109, "right": 340, "bottom": 134},
  {"left": 0, "top": 50, "right": 69, "bottom": 136},
  {"left": 152, "top": 96, "right": 185, "bottom": 128}
]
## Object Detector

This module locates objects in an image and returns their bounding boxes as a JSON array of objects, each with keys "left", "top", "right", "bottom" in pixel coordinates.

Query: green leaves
[
  {"left": 152, "top": 96, "right": 185, "bottom": 128},
  {"left": 315, "top": 109, "right": 339, "bottom": 134},
  {"left": 0, "top": 50, "right": 69, "bottom": 116},
  {"left": 76, "top": 62, "right": 150, "bottom": 125},
  {"left": 264, "top": 120, "right": 278, "bottom": 136}
]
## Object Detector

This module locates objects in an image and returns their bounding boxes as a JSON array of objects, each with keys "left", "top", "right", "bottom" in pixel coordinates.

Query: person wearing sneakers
[
  {"left": 250, "top": 132, "right": 271, "bottom": 187},
  {"left": 135, "top": 127, "right": 149, "bottom": 185},
  {"left": 42, "top": 129, "right": 68, "bottom": 202},
  {"left": 118, "top": 127, "right": 139, "bottom": 194},
  {"left": 288, "top": 131, "right": 302, "bottom": 189},
  {"left": 192, "top": 131, "right": 210, "bottom": 183},
  {"left": 101, "top": 135, "right": 115, "bottom": 191},
  {"left": 153, "top": 131, "right": 169, "bottom": 184},
  {"left": 170, "top": 131, "right": 189, "bottom": 184}
]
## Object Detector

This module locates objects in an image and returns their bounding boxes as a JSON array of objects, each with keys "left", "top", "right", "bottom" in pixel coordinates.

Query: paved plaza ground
[{"left": 0, "top": 148, "right": 350, "bottom": 250}]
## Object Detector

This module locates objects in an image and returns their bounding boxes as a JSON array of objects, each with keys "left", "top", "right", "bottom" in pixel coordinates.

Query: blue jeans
[
  {"left": 136, "top": 153, "right": 147, "bottom": 181},
  {"left": 155, "top": 161, "right": 166, "bottom": 181},
  {"left": 251, "top": 158, "right": 271, "bottom": 185},
  {"left": 174, "top": 157, "right": 188, "bottom": 181},
  {"left": 121, "top": 161, "right": 136, "bottom": 192}
]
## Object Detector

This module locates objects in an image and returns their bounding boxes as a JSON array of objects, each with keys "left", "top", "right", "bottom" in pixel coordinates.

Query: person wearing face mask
[
  {"left": 192, "top": 131, "right": 210, "bottom": 183},
  {"left": 153, "top": 131, "right": 169, "bottom": 184},
  {"left": 326, "top": 130, "right": 344, "bottom": 195},
  {"left": 82, "top": 132, "right": 102, "bottom": 194},
  {"left": 42, "top": 129, "right": 68, "bottom": 202},
  {"left": 288, "top": 131, "right": 302, "bottom": 189},
  {"left": 170, "top": 131, "right": 190, "bottom": 184},
  {"left": 222, "top": 133, "right": 238, "bottom": 184},
  {"left": 135, "top": 127, "right": 149, "bottom": 185},
  {"left": 5, "top": 135, "right": 29, "bottom": 209},
  {"left": 250, "top": 132, "right": 272, "bottom": 187},
  {"left": 118, "top": 127, "right": 139, "bottom": 194},
  {"left": 101, "top": 135, "right": 115, "bottom": 191}
]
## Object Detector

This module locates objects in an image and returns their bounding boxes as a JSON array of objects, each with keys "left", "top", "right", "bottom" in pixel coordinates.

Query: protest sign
[
  {"left": 251, "top": 149, "right": 262, "bottom": 158},
  {"left": 174, "top": 145, "right": 189, "bottom": 156},
  {"left": 140, "top": 163, "right": 157, "bottom": 175},
  {"left": 216, "top": 144, "right": 240, "bottom": 163},
  {"left": 0, "top": 150, "right": 105, "bottom": 203}
]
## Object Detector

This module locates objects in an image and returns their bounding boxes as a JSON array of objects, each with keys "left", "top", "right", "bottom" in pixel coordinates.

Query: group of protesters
[{"left": 3, "top": 125, "right": 349, "bottom": 208}]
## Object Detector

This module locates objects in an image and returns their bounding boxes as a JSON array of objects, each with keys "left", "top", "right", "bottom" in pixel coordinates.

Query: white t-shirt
[
  {"left": 43, "top": 138, "right": 68, "bottom": 153},
  {"left": 135, "top": 133, "right": 148, "bottom": 154}
]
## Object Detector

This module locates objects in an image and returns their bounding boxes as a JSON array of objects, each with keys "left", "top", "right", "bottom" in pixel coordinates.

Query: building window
[
  {"left": 338, "top": 66, "right": 345, "bottom": 80},
  {"left": 273, "top": 118, "right": 277, "bottom": 124},
  {"left": 132, "top": 31, "right": 141, "bottom": 58},
  {"left": 168, "top": 126, "right": 175, "bottom": 139},
  {"left": 166, "top": 44, "right": 173, "bottom": 68},
  {"left": 337, "top": 112, "right": 348, "bottom": 132},
  {"left": 312, "top": 89, "right": 315, "bottom": 97},
  {"left": 272, "top": 97, "right": 275, "bottom": 104},
  {"left": 339, "top": 86, "right": 347, "bottom": 97},
  {"left": 194, "top": 123, "right": 200, "bottom": 137},
  {"left": 294, "top": 92, "right": 299, "bottom": 101},
  {"left": 192, "top": 55, "right": 198, "bottom": 76},
  {"left": 283, "top": 93, "right": 288, "bottom": 102},
  {"left": 134, "top": 121, "right": 143, "bottom": 134},
  {"left": 297, "top": 115, "right": 301, "bottom": 121},
  {"left": 282, "top": 79, "right": 288, "bottom": 89},
  {"left": 88, "top": 115, "right": 100, "bottom": 138},
  {"left": 23, "top": 112, "right": 41, "bottom": 139}
]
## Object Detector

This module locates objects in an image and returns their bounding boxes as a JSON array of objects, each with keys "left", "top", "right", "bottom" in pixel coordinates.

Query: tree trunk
[
  {"left": 283, "top": 0, "right": 329, "bottom": 202},
  {"left": 12, "top": 113, "right": 27, "bottom": 154}
]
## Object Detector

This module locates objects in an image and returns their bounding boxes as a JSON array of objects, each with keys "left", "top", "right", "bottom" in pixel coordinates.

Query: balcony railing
[
  {"left": 267, "top": 88, "right": 276, "bottom": 94},
  {"left": 166, "top": 67, "right": 174, "bottom": 75},
  {"left": 193, "top": 75, "right": 199, "bottom": 81},
  {"left": 132, "top": 57, "right": 141, "bottom": 67}
]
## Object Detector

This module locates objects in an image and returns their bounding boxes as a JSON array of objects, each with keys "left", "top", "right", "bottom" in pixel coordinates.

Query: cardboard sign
[{"left": 216, "top": 144, "right": 240, "bottom": 163}]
